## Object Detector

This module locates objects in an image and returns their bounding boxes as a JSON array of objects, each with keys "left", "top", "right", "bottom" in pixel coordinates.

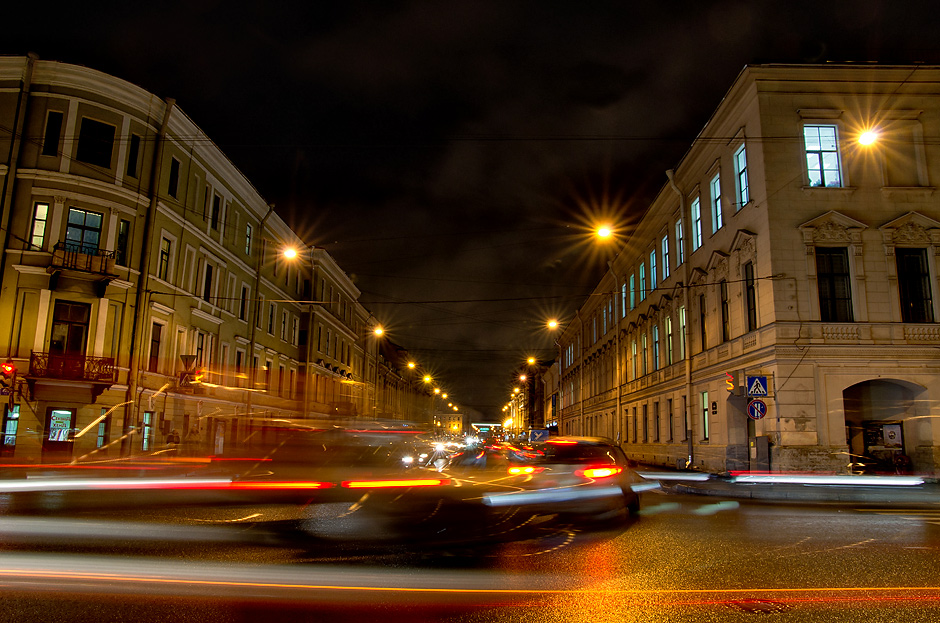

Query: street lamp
[{"left": 858, "top": 129, "right": 878, "bottom": 146}]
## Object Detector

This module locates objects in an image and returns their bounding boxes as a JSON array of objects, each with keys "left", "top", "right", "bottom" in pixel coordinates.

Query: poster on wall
[
  {"left": 48, "top": 410, "right": 72, "bottom": 442},
  {"left": 883, "top": 424, "right": 903, "bottom": 449}
]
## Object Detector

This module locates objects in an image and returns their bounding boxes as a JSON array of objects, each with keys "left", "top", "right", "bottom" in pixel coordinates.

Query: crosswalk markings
[{"left": 855, "top": 508, "right": 940, "bottom": 526}]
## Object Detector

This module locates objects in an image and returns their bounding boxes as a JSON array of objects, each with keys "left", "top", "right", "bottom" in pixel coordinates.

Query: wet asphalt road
[{"left": 2, "top": 489, "right": 940, "bottom": 622}]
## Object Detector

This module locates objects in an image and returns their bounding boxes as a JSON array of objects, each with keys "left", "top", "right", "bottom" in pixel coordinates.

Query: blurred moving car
[{"left": 441, "top": 436, "right": 639, "bottom": 524}]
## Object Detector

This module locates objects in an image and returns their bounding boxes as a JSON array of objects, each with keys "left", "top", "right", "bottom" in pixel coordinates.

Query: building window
[
  {"left": 158, "top": 237, "right": 171, "bottom": 280},
  {"left": 642, "top": 404, "right": 649, "bottom": 443},
  {"left": 653, "top": 402, "right": 660, "bottom": 442},
  {"left": 734, "top": 145, "right": 749, "bottom": 207},
  {"left": 142, "top": 411, "right": 154, "bottom": 452},
  {"left": 292, "top": 317, "right": 299, "bottom": 346},
  {"left": 639, "top": 262, "right": 647, "bottom": 301},
  {"left": 744, "top": 261, "right": 757, "bottom": 332},
  {"left": 96, "top": 409, "right": 109, "bottom": 449},
  {"left": 665, "top": 316, "right": 673, "bottom": 366},
  {"left": 678, "top": 306, "right": 687, "bottom": 359},
  {"left": 621, "top": 282, "right": 627, "bottom": 318},
  {"left": 699, "top": 294, "right": 707, "bottom": 352},
  {"left": 268, "top": 302, "right": 276, "bottom": 334},
  {"left": 803, "top": 124, "right": 842, "bottom": 187},
  {"left": 148, "top": 323, "right": 162, "bottom": 372},
  {"left": 815, "top": 247, "right": 853, "bottom": 322},
  {"left": 76, "top": 117, "right": 115, "bottom": 168},
  {"left": 42, "top": 111, "right": 64, "bottom": 157},
  {"left": 30, "top": 202, "right": 49, "bottom": 250},
  {"left": 629, "top": 275, "right": 636, "bottom": 310},
  {"left": 126, "top": 134, "right": 142, "bottom": 178},
  {"left": 701, "top": 391, "right": 710, "bottom": 440},
  {"left": 720, "top": 280, "right": 730, "bottom": 342},
  {"left": 167, "top": 157, "right": 181, "bottom": 198},
  {"left": 281, "top": 311, "right": 288, "bottom": 341},
  {"left": 631, "top": 339, "right": 637, "bottom": 380},
  {"left": 676, "top": 219, "right": 685, "bottom": 265},
  {"left": 667, "top": 398, "right": 674, "bottom": 442},
  {"left": 235, "top": 350, "right": 244, "bottom": 387},
  {"left": 691, "top": 197, "right": 703, "bottom": 251},
  {"left": 65, "top": 208, "right": 103, "bottom": 255},
  {"left": 641, "top": 333, "right": 648, "bottom": 376},
  {"left": 195, "top": 332, "right": 206, "bottom": 367},
  {"left": 239, "top": 285, "right": 249, "bottom": 321},
  {"left": 202, "top": 263, "right": 214, "bottom": 303},
  {"left": 632, "top": 407, "right": 638, "bottom": 443},
  {"left": 245, "top": 224, "right": 253, "bottom": 256},
  {"left": 710, "top": 173, "right": 722, "bottom": 233},
  {"left": 116, "top": 219, "right": 130, "bottom": 266},
  {"left": 211, "top": 194, "right": 222, "bottom": 230},
  {"left": 662, "top": 235, "right": 670, "bottom": 279},
  {"left": 897, "top": 248, "right": 934, "bottom": 323},
  {"left": 649, "top": 250, "right": 657, "bottom": 292},
  {"left": 652, "top": 324, "right": 660, "bottom": 371}
]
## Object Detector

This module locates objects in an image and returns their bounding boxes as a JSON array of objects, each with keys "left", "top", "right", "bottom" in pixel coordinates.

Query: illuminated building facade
[{"left": 558, "top": 64, "right": 940, "bottom": 474}]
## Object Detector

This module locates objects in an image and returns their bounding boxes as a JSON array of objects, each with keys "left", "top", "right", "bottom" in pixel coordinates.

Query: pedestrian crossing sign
[{"left": 746, "top": 375, "right": 768, "bottom": 397}]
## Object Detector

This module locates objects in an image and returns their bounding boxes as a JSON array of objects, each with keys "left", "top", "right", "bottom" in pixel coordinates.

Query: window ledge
[
  {"left": 801, "top": 186, "right": 857, "bottom": 197},
  {"left": 881, "top": 186, "right": 935, "bottom": 200}
]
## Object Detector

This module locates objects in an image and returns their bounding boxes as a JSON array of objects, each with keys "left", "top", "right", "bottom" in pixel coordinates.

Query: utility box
[{"left": 749, "top": 435, "right": 770, "bottom": 471}]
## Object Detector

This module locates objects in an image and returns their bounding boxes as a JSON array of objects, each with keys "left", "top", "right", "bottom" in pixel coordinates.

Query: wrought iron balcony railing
[
  {"left": 50, "top": 241, "right": 117, "bottom": 276},
  {"left": 29, "top": 352, "right": 116, "bottom": 384}
]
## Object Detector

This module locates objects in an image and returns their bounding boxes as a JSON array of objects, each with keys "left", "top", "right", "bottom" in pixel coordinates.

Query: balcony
[
  {"left": 47, "top": 242, "right": 117, "bottom": 296},
  {"left": 26, "top": 352, "right": 116, "bottom": 403}
]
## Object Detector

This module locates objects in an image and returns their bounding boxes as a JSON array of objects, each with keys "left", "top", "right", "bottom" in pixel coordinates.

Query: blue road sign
[
  {"left": 747, "top": 399, "right": 768, "bottom": 420},
  {"left": 529, "top": 429, "right": 551, "bottom": 442},
  {"left": 746, "top": 375, "right": 768, "bottom": 397}
]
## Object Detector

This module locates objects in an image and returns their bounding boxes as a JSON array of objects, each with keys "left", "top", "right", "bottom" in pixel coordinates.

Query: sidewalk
[{"left": 635, "top": 469, "right": 940, "bottom": 506}]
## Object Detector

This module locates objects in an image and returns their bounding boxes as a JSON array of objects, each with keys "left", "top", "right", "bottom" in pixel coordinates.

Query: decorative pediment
[
  {"left": 731, "top": 229, "right": 757, "bottom": 259},
  {"left": 671, "top": 282, "right": 686, "bottom": 306},
  {"left": 658, "top": 294, "right": 673, "bottom": 314},
  {"left": 706, "top": 251, "right": 730, "bottom": 280},
  {"left": 799, "top": 211, "right": 867, "bottom": 245},
  {"left": 689, "top": 267, "right": 708, "bottom": 285},
  {"left": 878, "top": 211, "right": 940, "bottom": 245}
]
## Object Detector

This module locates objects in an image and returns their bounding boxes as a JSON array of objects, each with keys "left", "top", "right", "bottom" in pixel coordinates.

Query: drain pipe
[
  {"left": 666, "top": 169, "right": 694, "bottom": 470},
  {"left": 124, "top": 97, "right": 175, "bottom": 454},
  {"left": 0, "top": 53, "right": 39, "bottom": 322}
]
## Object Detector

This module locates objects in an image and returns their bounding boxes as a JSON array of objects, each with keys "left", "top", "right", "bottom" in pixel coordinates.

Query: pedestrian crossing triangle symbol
[{"left": 747, "top": 376, "right": 768, "bottom": 397}]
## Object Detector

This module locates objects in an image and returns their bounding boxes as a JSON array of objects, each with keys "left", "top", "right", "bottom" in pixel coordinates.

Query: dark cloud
[{"left": 7, "top": 0, "right": 940, "bottom": 417}]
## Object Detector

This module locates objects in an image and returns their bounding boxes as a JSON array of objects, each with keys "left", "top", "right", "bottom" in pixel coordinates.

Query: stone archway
[{"left": 843, "top": 379, "right": 927, "bottom": 473}]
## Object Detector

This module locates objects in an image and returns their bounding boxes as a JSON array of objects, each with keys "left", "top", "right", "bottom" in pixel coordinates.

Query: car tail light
[
  {"left": 507, "top": 465, "right": 545, "bottom": 476},
  {"left": 341, "top": 478, "right": 451, "bottom": 489},
  {"left": 546, "top": 439, "right": 578, "bottom": 445},
  {"left": 575, "top": 466, "right": 624, "bottom": 479}
]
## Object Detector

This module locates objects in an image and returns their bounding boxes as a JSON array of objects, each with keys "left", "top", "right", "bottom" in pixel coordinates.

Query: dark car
[{"left": 441, "top": 437, "right": 639, "bottom": 525}]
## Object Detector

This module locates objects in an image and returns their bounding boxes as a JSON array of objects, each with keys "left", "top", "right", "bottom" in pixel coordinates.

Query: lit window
[
  {"left": 639, "top": 262, "right": 647, "bottom": 301},
  {"left": 629, "top": 275, "right": 636, "bottom": 309},
  {"left": 675, "top": 220, "right": 685, "bottom": 265},
  {"left": 691, "top": 197, "right": 703, "bottom": 251},
  {"left": 710, "top": 174, "right": 723, "bottom": 232},
  {"left": 662, "top": 234, "right": 670, "bottom": 279},
  {"left": 30, "top": 202, "right": 49, "bottom": 250},
  {"left": 803, "top": 125, "right": 842, "bottom": 188},
  {"left": 65, "top": 207, "right": 103, "bottom": 255},
  {"left": 734, "top": 145, "right": 749, "bottom": 207},
  {"left": 649, "top": 250, "right": 657, "bottom": 292}
]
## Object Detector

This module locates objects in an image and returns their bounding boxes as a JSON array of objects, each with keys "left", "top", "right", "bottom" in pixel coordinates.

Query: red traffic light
[{"left": 0, "top": 360, "right": 15, "bottom": 378}]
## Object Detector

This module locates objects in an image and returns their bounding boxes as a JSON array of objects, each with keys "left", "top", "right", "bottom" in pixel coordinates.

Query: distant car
[{"left": 441, "top": 437, "right": 640, "bottom": 525}]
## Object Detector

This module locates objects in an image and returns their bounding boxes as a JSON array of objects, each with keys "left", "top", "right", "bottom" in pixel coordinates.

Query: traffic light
[
  {"left": 1, "top": 359, "right": 16, "bottom": 407},
  {"left": 725, "top": 371, "right": 743, "bottom": 396}
]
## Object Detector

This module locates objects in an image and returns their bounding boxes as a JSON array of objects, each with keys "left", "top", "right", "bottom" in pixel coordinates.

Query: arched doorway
[{"left": 843, "top": 379, "right": 926, "bottom": 474}]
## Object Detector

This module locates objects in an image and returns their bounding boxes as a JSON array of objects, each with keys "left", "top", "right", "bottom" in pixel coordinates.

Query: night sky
[{"left": 8, "top": 1, "right": 940, "bottom": 419}]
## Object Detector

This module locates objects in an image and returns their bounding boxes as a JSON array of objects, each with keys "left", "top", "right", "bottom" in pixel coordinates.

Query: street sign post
[
  {"left": 747, "top": 399, "right": 767, "bottom": 420},
  {"left": 746, "top": 376, "right": 768, "bottom": 397}
]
